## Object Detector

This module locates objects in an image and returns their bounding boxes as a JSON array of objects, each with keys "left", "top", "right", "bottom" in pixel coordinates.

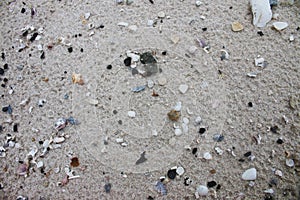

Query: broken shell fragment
[
  {"left": 168, "top": 110, "right": 180, "bottom": 121},
  {"left": 72, "top": 73, "right": 84, "bottom": 85},
  {"left": 53, "top": 137, "right": 65, "bottom": 144},
  {"left": 273, "top": 22, "right": 288, "bottom": 31},
  {"left": 250, "top": 0, "right": 272, "bottom": 27}
]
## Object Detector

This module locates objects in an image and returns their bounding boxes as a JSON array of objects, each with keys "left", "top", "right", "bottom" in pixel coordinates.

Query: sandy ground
[{"left": 0, "top": 0, "right": 300, "bottom": 199}]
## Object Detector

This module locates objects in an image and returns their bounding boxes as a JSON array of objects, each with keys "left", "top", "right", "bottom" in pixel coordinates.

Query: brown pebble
[
  {"left": 70, "top": 157, "right": 80, "bottom": 167},
  {"left": 231, "top": 22, "right": 244, "bottom": 32},
  {"left": 167, "top": 110, "right": 180, "bottom": 121}
]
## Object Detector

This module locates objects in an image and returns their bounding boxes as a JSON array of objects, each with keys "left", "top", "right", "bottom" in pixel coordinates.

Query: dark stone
[
  {"left": 238, "top": 158, "right": 245, "bottom": 162},
  {"left": 99, "top": 25, "right": 105, "bottom": 29},
  {"left": 140, "top": 52, "right": 157, "bottom": 64},
  {"left": 198, "top": 127, "right": 206, "bottom": 134},
  {"left": 147, "top": 196, "right": 154, "bottom": 200},
  {"left": 184, "top": 177, "right": 191, "bottom": 186},
  {"left": 124, "top": 57, "right": 132, "bottom": 66},
  {"left": 135, "top": 151, "right": 147, "bottom": 165},
  {"left": 113, "top": 110, "right": 117, "bottom": 114},
  {"left": 21, "top": 8, "right": 26, "bottom": 13},
  {"left": 80, "top": 48, "right": 83, "bottom": 52},
  {"left": 202, "top": 27, "right": 207, "bottom": 31},
  {"left": 2, "top": 106, "right": 8, "bottom": 112},
  {"left": 216, "top": 184, "right": 221, "bottom": 190},
  {"left": 3, "top": 78, "right": 8, "bottom": 83},
  {"left": 1, "top": 84, "right": 5, "bottom": 88},
  {"left": 68, "top": 47, "right": 73, "bottom": 53},
  {"left": 30, "top": 32, "right": 39, "bottom": 42},
  {"left": 3, "top": 64, "right": 7, "bottom": 70},
  {"left": 1, "top": 53, "right": 5, "bottom": 60},
  {"left": 192, "top": 147, "right": 197, "bottom": 154},
  {"left": 270, "top": 126, "right": 279, "bottom": 134},
  {"left": 131, "top": 68, "right": 138, "bottom": 75},
  {"left": 264, "top": 194, "right": 273, "bottom": 200},
  {"left": 162, "top": 51, "right": 167, "bottom": 55},
  {"left": 0, "top": 68, "right": 4, "bottom": 75},
  {"left": 22, "top": 30, "right": 29, "bottom": 37},
  {"left": 104, "top": 183, "right": 111, "bottom": 193},
  {"left": 257, "top": 31, "right": 264, "bottom": 36},
  {"left": 106, "top": 65, "right": 112, "bottom": 70},
  {"left": 207, "top": 181, "right": 217, "bottom": 188},
  {"left": 0, "top": 125, "right": 2, "bottom": 132},
  {"left": 248, "top": 102, "right": 253, "bottom": 107},
  {"left": 244, "top": 151, "right": 252, "bottom": 157},
  {"left": 276, "top": 138, "right": 284, "bottom": 144},
  {"left": 13, "top": 124, "right": 18, "bottom": 132},
  {"left": 40, "top": 51, "right": 45, "bottom": 59},
  {"left": 167, "top": 169, "right": 177, "bottom": 180}
]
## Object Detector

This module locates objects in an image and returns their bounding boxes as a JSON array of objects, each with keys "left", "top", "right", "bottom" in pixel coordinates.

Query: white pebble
[
  {"left": 117, "top": 22, "right": 129, "bottom": 27},
  {"left": 179, "top": 84, "right": 189, "bottom": 94},
  {"left": 116, "top": 138, "right": 124, "bottom": 143},
  {"left": 242, "top": 168, "right": 257, "bottom": 181},
  {"left": 53, "top": 137, "right": 65, "bottom": 144},
  {"left": 147, "top": 80, "right": 154, "bottom": 88},
  {"left": 158, "top": 11, "right": 166, "bottom": 18},
  {"left": 182, "top": 123, "right": 189, "bottom": 133},
  {"left": 147, "top": 20, "right": 154, "bottom": 27},
  {"left": 196, "top": 185, "right": 208, "bottom": 196},
  {"left": 174, "top": 128, "right": 182, "bottom": 136},
  {"left": 286, "top": 159, "right": 294, "bottom": 167},
  {"left": 194, "top": 116, "right": 202, "bottom": 125},
  {"left": 289, "top": 34, "right": 294, "bottom": 42},
  {"left": 274, "top": 169, "right": 283, "bottom": 177},
  {"left": 128, "top": 25, "right": 138, "bottom": 32},
  {"left": 84, "top": 12, "right": 91, "bottom": 20},
  {"left": 128, "top": 111, "right": 136, "bottom": 118},
  {"left": 183, "top": 117, "right": 189, "bottom": 124},
  {"left": 264, "top": 189, "right": 274, "bottom": 194},
  {"left": 188, "top": 46, "right": 198, "bottom": 54},
  {"left": 152, "top": 129, "right": 158, "bottom": 136},
  {"left": 158, "top": 77, "right": 167, "bottom": 86},
  {"left": 203, "top": 152, "right": 212, "bottom": 160},
  {"left": 254, "top": 57, "right": 265, "bottom": 67},
  {"left": 176, "top": 166, "right": 185, "bottom": 176},
  {"left": 36, "top": 161, "right": 44, "bottom": 168},
  {"left": 195, "top": 1, "right": 202, "bottom": 7},
  {"left": 214, "top": 147, "right": 223, "bottom": 155}
]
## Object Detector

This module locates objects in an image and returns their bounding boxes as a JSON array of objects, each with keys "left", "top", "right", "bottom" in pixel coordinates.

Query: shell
[
  {"left": 250, "top": 0, "right": 272, "bottom": 27},
  {"left": 273, "top": 22, "right": 289, "bottom": 31}
]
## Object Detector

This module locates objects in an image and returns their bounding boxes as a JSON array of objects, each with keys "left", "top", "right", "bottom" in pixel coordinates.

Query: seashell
[
  {"left": 250, "top": 0, "right": 272, "bottom": 27},
  {"left": 273, "top": 22, "right": 288, "bottom": 31}
]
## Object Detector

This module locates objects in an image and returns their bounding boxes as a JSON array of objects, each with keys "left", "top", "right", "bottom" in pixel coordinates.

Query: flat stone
[
  {"left": 174, "top": 128, "right": 182, "bottom": 136},
  {"left": 196, "top": 185, "right": 209, "bottom": 196},
  {"left": 53, "top": 137, "right": 65, "bottom": 144},
  {"left": 147, "top": 80, "right": 154, "bottom": 88},
  {"left": 203, "top": 152, "right": 212, "bottom": 160},
  {"left": 179, "top": 84, "right": 188, "bottom": 94},
  {"left": 273, "top": 22, "right": 288, "bottom": 31},
  {"left": 242, "top": 168, "right": 257, "bottom": 180},
  {"left": 231, "top": 22, "right": 244, "bottom": 32},
  {"left": 116, "top": 138, "right": 124, "bottom": 143},
  {"left": 170, "top": 35, "right": 180, "bottom": 44}
]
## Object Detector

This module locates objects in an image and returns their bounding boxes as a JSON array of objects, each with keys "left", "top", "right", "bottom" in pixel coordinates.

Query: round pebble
[
  {"left": 231, "top": 22, "right": 244, "bottom": 32},
  {"left": 158, "top": 77, "right": 167, "bottom": 86},
  {"left": 273, "top": 22, "right": 288, "bottom": 31},
  {"left": 196, "top": 185, "right": 208, "bottom": 196},
  {"left": 158, "top": 11, "right": 166, "bottom": 18},
  {"left": 176, "top": 166, "right": 185, "bottom": 176},
  {"left": 128, "top": 111, "right": 136, "bottom": 118},
  {"left": 174, "top": 128, "right": 182, "bottom": 136},
  {"left": 203, "top": 152, "right": 212, "bottom": 160},
  {"left": 167, "top": 169, "right": 177, "bottom": 179}
]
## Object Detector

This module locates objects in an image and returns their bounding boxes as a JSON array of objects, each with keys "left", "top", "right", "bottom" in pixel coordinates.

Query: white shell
[
  {"left": 53, "top": 137, "right": 65, "bottom": 144},
  {"left": 273, "top": 22, "right": 289, "bottom": 31},
  {"left": 250, "top": 0, "right": 272, "bottom": 27},
  {"left": 242, "top": 168, "right": 257, "bottom": 180},
  {"left": 174, "top": 128, "right": 182, "bottom": 136}
]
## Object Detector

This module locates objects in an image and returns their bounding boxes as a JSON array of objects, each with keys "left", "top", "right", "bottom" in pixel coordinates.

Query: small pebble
[
  {"left": 167, "top": 169, "right": 177, "bottom": 179},
  {"left": 286, "top": 159, "right": 294, "bottom": 167},
  {"left": 188, "top": 46, "right": 198, "bottom": 54},
  {"left": 124, "top": 57, "right": 132, "bottom": 66},
  {"left": 128, "top": 111, "right": 136, "bottom": 118},
  {"left": 176, "top": 166, "right": 185, "bottom": 176},
  {"left": 195, "top": 1, "right": 202, "bottom": 7},
  {"left": 147, "top": 80, "right": 154, "bottom": 88},
  {"left": 147, "top": 20, "right": 154, "bottom": 27},
  {"left": 158, "top": 77, "right": 167, "bottom": 86},
  {"left": 273, "top": 22, "right": 288, "bottom": 31},
  {"left": 203, "top": 152, "right": 212, "bottom": 160},
  {"left": 196, "top": 185, "right": 208, "bottom": 196},
  {"left": 174, "top": 128, "right": 182, "bottom": 136},
  {"left": 104, "top": 183, "right": 112, "bottom": 193},
  {"left": 118, "top": 22, "right": 129, "bottom": 27},
  {"left": 231, "top": 22, "right": 244, "bottom": 32},
  {"left": 207, "top": 181, "right": 217, "bottom": 188},
  {"left": 213, "top": 134, "right": 224, "bottom": 142},
  {"left": 242, "top": 168, "right": 257, "bottom": 181},
  {"left": 158, "top": 11, "right": 165, "bottom": 18}
]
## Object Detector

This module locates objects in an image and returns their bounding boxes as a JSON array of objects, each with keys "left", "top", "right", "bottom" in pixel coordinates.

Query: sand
[{"left": 0, "top": 0, "right": 299, "bottom": 199}]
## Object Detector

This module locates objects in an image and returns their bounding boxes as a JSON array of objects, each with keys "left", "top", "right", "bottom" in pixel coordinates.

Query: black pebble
[
  {"left": 162, "top": 51, "right": 167, "bottom": 55},
  {"left": 184, "top": 177, "right": 191, "bottom": 186},
  {"left": 104, "top": 183, "right": 111, "bottom": 193},
  {"left": 244, "top": 151, "right": 252, "bottom": 157},
  {"left": 248, "top": 102, "right": 253, "bottom": 107},
  {"left": 3, "top": 78, "right": 8, "bottom": 83},
  {"left": 167, "top": 169, "right": 177, "bottom": 180},
  {"left": 0, "top": 125, "right": 3, "bottom": 132},
  {"left": 2, "top": 107, "right": 8, "bottom": 112},
  {"left": 113, "top": 110, "right": 117, "bottom": 114},
  {"left": 118, "top": 120, "right": 122, "bottom": 125},
  {"left": 229, "top": 6, "right": 233, "bottom": 9},
  {"left": 202, "top": 27, "right": 207, "bottom": 31},
  {"left": 257, "top": 31, "right": 264, "bottom": 36},
  {"left": 38, "top": 141, "right": 43, "bottom": 145},
  {"left": 238, "top": 158, "right": 245, "bottom": 162},
  {"left": 106, "top": 65, "right": 112, "bottom": 70},
  {"left": 192, "top": 147, "right": 197, "bottom": 154},
  {"left": 264, "top": 194, "right": 273, "bottom": 200},
  {"left": 207, "top": 181, "right": 217, "bottom": 188},
  {"left": 3, "top": 63, "right": 8, "bottom": 70},
  {"left": 68, "top": 47, "right": 73, "bottom": 53},
  {"left": 0, "top": 68, "right": 4, "bottom": 75},
  {"left": 149, "top": 0, "right": 154, "bottom": 4},
  {"left": 80, "top": 48, "right": 83, "bottom": 52},
  {"left": 1, "top": 84, "right": 5, "bottom": 88},
  {"left": 99, "top": 25, "right": 105, "bottom": 29},
  {"left": 270, "top": 126, "right": 279, "bottom": 134},
  {"left": 21, "top": 8, "right": 26, "bottom": 13},
  {"left": 124, "top": 57, "right": 132, "bottom": 66},
  {"left": 29, "top": 32, "right": 39, "bottom": 42},
  {"left": 147, "top": 196, "right": 154, "bottom": 200},
  {"left": 276, "top": 138, "right": 284, "bottom": 144},
  {"left": 1, "top": 53, "right": 5, "bottom": 60},
  {"left": 216, "top": 184, "right": 221, "bottom": 190},
  {"left": 22, "top": 30, "right": 28, "bottom": 37},
  {"left": 13, "top": 124, "right": 18, "bottom": 132},
  {"left": 198, "top": 127, "right": 206, "bottom": 134}
]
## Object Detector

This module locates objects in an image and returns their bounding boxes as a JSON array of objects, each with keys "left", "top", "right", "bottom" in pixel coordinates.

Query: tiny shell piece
[
  {"left": 72, "top": 73, "right": 84, "bottom": 85},
  {"left": 53, "top": 137, "right": 65, "bottom": 144},
  {"left": 250, "top": 0, "right": 272, "bottom": 27}
]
